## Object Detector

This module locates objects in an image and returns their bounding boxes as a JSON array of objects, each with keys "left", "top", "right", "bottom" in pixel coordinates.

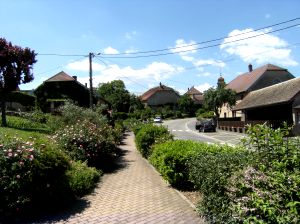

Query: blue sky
[{"left": 1, "top": 0, "right": 300, "bottom": 95}]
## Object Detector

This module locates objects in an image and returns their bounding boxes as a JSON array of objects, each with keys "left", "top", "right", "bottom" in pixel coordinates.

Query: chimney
[
  {"left": 248, "top": 64, "right": 253, "bottom": 72},
  {"left": 72, "top": 76, "right": 77, "bottom": 81},
  {"left": 85, "top": 83, "right": 87, "bottom": 88}
]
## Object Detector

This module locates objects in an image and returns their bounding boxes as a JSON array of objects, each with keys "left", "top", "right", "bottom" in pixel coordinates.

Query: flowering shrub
[
  {"left": 227, "top": 124, "right": 300, "bottom": 223},
  {"left": 53, "top": 119, "right": 119, "bottom": 167},
  {"left": 0, "top": 138, "right": 39, "bottom": 216},
  {"left": 0, "top": 134, "right": 102, "bottom": 221}
]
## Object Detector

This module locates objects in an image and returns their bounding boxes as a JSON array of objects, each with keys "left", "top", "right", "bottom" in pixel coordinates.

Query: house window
[
  {"left": 224, "top": 112, "right": 227, "bottom": 118},
  {"left": 232, "top": 111, "right": 236, "bottom": 117}
]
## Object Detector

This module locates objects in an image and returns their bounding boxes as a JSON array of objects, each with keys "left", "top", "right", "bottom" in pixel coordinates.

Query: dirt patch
[{"left": 180, "top": 190, "right": 201, "bottom": 206}]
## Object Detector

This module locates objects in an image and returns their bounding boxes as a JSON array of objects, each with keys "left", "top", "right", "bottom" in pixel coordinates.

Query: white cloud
[
  {"left": 194, "top": 59, "right": 226, "bottom": 68},
  {"left": 125, "top": 48, "right": 138, "bottom": 54},
  {"left": 181, "top": 55, "right": 195, "bottom": 62},
  {"left": 66, "top": 59, "right": 184, "bottom": 88},
  {"left": 220, "top": 28, "right": 298, "bottom": 66},
  {"left": 125, "top": 31, "right": 138, "bottom": 40},
  {"left": 103, "top": 46, "right": 119, "bottom": 55},
  {"left": 170, "top": 39, "right": 198, "bottom": 61},
  {"left": 66, "top": 58, "right": 105, "bottom": 72},
  {"left": 195, "top": 83, "right": 212, "bottom": 92}
]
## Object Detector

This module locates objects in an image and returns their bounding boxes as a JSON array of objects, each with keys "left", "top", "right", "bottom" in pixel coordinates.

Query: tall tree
[
  {"left": 97, "top": 80, "right": 131, "bottom": 113},
  {"left": 0, "top": 38, "right": 36, "bottom": 126},
  {"left": 177, "top": 94, "right": 196, "bottom": 115},
  {"left": 203, "top": 83, "right": 236, "bottom": 118}
]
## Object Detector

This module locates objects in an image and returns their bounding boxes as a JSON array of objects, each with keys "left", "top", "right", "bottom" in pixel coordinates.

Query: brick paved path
[{"left": 34, "top": 132, "right": 205, "bottom": 224}]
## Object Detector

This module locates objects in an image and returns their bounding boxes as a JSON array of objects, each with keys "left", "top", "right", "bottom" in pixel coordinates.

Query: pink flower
[
  {"left": 8, "top": 152, "right": 13, "bottom": 157},
  {"left": 16, "top": 175, "right": 20, "bottom": 179},
  {"left": 28, "top": 155, "right": 34, "bottom": 161},
  {"left": 19, "top": 161, "right": 24, "bottom": 166}
]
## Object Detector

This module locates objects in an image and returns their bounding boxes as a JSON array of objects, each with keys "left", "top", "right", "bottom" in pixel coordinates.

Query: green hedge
[
  {"left": 2, "top": 116, "right": 51, "bottom": 133},
  {"left": 149, "top": 140, "right": 210, "bottom": 188},
  {"left": 67, "top": 161, "right": 101, "bottom": 197},
  {"left": 135, "top": 124, "right": 173, "bottom": 158},
  {"left": 187, "top": 146, "right": 250, "bottom": 222}
]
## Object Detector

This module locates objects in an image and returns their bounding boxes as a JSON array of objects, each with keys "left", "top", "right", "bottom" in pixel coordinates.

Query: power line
[
  {"left": 99, "top": 23, "right": 300, "bottom": 59},
  {"left": 37, "top": 53, "right": 87, "bottom": 57},
  {"left": 100, "top": 17, "right": 300, "bottom": 56}
]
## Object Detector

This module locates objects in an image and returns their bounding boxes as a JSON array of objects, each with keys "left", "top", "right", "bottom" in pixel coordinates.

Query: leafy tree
[
  {"left": 203, "top": 84, "right": 236, "bottom": 118},
  {"left": 97, "top": 80, "right": 131, "bottom": 113},
  {"left": 129, "top": 93, "right": 144, "bottom": 113},
  {"left": 177, "top": 94, "right": 196, "bottom": 116},
  {"left": 0, "top": 38, "right": 36, "bottom": 126}
]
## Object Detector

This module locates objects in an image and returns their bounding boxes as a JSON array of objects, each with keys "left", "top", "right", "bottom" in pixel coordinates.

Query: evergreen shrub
[
  {"left": 149, "top": 140, "right": 210, "bottom": 188},
  {"left": 135, "top": 124, "right": 173, "bottom": 158},
  {"left": 187, "top": 146, "right": 250, "bottom": 222}
]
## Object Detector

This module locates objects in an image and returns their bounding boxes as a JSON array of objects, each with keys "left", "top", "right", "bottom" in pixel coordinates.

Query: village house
[
  {"left": 219, "top": 63, "right": 295, "bottom": 119},
  {"left": 233, "top": 77, "right": 300, "bottom": 135},
  {"left": 185, "top": 86, "right": 203, "bottom": 105},
  {"left": 140, "top": 83, "right": 180, "bottom": 109},
  {"left": 34, "top": 71, "right": 92, "bottom": 112}
]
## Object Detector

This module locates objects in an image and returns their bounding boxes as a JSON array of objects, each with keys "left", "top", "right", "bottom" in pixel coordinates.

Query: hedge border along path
[{"left": 34, "top": 132, "right": 205, "bottom": 224}]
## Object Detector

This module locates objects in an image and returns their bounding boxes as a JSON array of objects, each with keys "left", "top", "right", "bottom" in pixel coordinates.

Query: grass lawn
[{"left": 0, "top": 126, "right": 52, "bottom": 146}]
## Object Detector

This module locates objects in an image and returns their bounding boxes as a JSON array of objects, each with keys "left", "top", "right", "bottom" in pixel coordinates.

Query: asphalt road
[{"left": 162, "top": 118, "right": 245, "bottom": 145}]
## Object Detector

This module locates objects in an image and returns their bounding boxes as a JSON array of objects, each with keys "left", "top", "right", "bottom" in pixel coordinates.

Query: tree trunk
[{"left": 0, "top": 93, "right": 7, "bottom": 127}]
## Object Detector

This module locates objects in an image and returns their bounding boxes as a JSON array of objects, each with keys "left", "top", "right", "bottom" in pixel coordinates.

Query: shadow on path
[{"left": 13, "top": 133, "right": 132, "bottom": 224}]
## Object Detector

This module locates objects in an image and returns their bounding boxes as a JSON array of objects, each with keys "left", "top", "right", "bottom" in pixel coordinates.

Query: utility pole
[{"left": 89, "top": 52, "right": 94, "bottom": 108}]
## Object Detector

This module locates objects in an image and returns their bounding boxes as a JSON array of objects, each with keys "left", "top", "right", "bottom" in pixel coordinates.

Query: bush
[
  {"left": 149, "top": 140, "right": 209, "bottom": 188},
  {"left": 66, "top": 161, "right": 101, "bottom": 197},
  {"left": 0, "top": 138, "right": 40, "bottom": 217},
  {"left": 123, "top": 118, "right": 143, "bottom": 132},
  {"left": 59, "top": 102, "right": 108, "bottom": 126},
  {"left": 196, "top": 108, "right": 214, "bottom": 120},
  {"left": 30, "top": 145, "right": 73, "bottom": 211},
  {"left": 187, "top": 146, "right": 250, "bottom": 222},
  {"left": 53, "top": 119, "right": 119, "bottom": 168},
  {"left": 20, "top": 110, "right": 50, "bottom": 124},
  {"left": 0, "top": 134, "right": 101, "bottom": 221},
  {"left": 2, "top": 116, "right": 51, "bottom": 133},
  {"left": 227, "top": 124, "right": 300, "bottom": 223},
  {"left": 135, "top": 124, "right": 173, "bottom": 158}
]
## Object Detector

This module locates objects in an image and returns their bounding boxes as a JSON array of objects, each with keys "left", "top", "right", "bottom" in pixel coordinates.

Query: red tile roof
[
  {"left": 185, "top": 86, "right": 202, "bottom": 95},
  {"left": 140, "top": 84, "right": 178, "bottom": 101},
  {"left": 226, "top": 64, "right": 289, "bottom": 93},
  {"left": 45, "top": 71, "right": 75, "bottom": 82}
]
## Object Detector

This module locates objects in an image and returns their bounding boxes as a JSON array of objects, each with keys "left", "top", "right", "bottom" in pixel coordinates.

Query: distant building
[
  {"left": 233, "top": 77, "right": 300, "bottom": 135},
  {"left": 34, "top": 71, "right": 91, "bottom": 112},
  {"left": 140, "top": 83, "right": 180, "bottom": 108},
  {"left": 220, "top": 63, "right": 295, "bottom": 119},
  {"left": 185, "top": 86, "right": 203, "bottom": 105}
]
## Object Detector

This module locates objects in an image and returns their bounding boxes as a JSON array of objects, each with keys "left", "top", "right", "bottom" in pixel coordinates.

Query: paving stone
[{"left": 33, "top": 132, "right": 205, "bottom": 224}]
